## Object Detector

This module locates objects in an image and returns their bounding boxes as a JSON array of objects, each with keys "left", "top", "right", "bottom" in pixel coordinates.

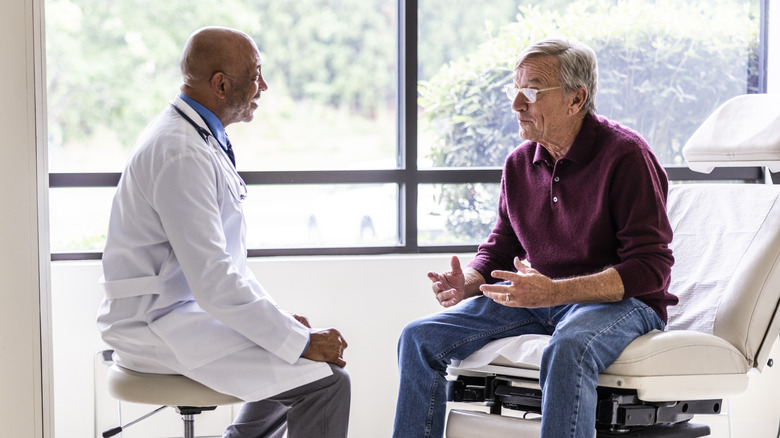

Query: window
[{"left": 47, "top": 0, "right": 767, "bottom": 260}]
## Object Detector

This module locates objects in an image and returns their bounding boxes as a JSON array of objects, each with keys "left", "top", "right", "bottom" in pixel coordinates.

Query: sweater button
[
  {"left": 553, "top": 196, "right": 559, "bottom": 203},
  {"left": 554, "top": 176, "right": 560, "bottom": 182}
]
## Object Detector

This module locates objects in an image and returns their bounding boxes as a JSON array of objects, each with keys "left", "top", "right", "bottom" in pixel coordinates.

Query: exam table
[{"left": 444, "top": 93, "right": 780, "bottom": 437}]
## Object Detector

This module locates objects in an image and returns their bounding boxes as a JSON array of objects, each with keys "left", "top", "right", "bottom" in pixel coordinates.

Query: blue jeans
[{"left": 392, "top": 295, "right": 664, "bottom": 438}]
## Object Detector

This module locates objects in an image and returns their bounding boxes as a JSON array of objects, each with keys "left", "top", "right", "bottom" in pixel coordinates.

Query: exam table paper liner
[{"left": 450, "top": 334, "right": 549, "bottom": 369}]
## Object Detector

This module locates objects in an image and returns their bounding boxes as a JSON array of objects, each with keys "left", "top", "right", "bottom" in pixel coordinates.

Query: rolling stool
[{"left": 102, "top": 355, "right": 242, "bottom": 438}]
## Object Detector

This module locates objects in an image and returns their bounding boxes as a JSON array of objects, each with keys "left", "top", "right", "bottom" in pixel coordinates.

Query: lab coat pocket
[{"left": 148, "top": 300, "right": 254, "bottom": 371}]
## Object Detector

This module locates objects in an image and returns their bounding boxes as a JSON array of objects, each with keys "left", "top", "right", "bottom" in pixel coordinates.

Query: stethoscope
[{"left": 170, "top": 102, "right": 247, "bottom": 202}]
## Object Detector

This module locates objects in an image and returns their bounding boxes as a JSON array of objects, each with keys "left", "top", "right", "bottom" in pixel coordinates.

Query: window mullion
[{"left": 401, "top": 0, "right": 419, "bottom": 252}]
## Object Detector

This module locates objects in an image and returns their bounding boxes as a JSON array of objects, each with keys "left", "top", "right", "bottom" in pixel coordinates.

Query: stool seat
[{"left": 106, "top": 363, "right": 242, "bottom": 407}]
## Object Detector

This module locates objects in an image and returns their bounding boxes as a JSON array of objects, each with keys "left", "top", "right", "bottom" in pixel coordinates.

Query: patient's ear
[{"left": 568, "top": 87, "right": 587, "bottom": 115}]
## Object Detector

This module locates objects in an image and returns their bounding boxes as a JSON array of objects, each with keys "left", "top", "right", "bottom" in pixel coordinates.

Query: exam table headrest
[{"left": 683, "top": 94, "right": 780, "bottom": 173}]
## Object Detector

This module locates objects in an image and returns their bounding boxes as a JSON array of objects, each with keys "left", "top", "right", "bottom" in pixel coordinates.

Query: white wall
[{"left": 0, "top": 0, "right": 51, "bottom": 437}]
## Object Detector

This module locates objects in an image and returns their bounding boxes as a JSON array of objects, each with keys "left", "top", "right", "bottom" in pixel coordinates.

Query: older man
[
  {"left": 393, "top": 38, "right": 675, "bottom": 438},
  {"left": 97, "top": 27, "right": 350, "bottom": 438}
]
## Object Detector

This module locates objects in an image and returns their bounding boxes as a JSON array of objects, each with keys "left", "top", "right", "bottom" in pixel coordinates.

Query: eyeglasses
[{"left": 503, "top": 85, "right": 561, "bottom": 103}]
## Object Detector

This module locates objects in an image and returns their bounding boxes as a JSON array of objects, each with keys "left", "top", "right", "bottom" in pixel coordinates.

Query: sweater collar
[{"left": 532, "top": 112, "right": 597, "bottom": 166}]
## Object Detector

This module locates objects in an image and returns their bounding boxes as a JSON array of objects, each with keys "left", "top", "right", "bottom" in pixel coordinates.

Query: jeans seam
[
  {"left": 423, "top": 374, "right": 440, "bottom": 438},
  {"left": 571, "top": 360, "right": 584, "bottom": 437}
]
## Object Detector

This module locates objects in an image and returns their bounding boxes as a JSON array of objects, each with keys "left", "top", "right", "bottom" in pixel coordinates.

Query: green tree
[
  {"left": 46, "top": 0, "right": 261, "bottom": 149},
  {"left": 247, "top": 0, "right": 396, "bottom": 117},
  {"left": 46, "top": 0, "right": 399, "bottom": 157}
]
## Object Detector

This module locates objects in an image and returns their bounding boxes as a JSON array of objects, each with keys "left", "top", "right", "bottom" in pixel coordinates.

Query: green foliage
[
  {"left": 45, "top": 0, "right": 396, "bottom": 149},
  {"left": 46, "top": 0, "right": 262, "bottom": 147},
  {"left": 421, "top": 0, "right": 759, "bottom": 241},
  {"left": 251, "top": 0, "right": 396, "bottom": 117},
  {"left": 417, "top": 0, "right": 572, "bottom": 81},
  {"left": 43, "top": 0, "right": 586, "bottom": 152}
]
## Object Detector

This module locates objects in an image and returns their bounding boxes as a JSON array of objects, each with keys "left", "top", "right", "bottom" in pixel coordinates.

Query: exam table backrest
[{"left": 664, "top": 182, "right": 780, "bottom": 371}]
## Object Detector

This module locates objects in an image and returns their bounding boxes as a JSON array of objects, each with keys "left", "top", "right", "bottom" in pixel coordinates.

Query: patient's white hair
[{"left": 515, "top": 38, "right": 598, "bottom": 114}]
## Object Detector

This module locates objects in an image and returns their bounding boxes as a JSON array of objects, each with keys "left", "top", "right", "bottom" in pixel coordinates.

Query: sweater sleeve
[{"left": 609, "top": 147, "right": 675, "bottom": 299}]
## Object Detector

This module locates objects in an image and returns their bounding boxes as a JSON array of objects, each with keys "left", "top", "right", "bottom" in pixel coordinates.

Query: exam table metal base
[
  {"left": 446, "top": 375, "right": 715, "bottom": 437},
  {"left": 596, "top": 422, "right": 710, "bottom": 437},
  {"left": 445, "top": 410, "right": 711, "bottom": 438}
]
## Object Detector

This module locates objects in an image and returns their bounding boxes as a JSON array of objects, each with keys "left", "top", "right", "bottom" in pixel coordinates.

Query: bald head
[
  {"left": 180, "top": 26, "right": 258, "bottom": 88},
  {"left": 178, "top": 26, "right": 266, "bottom": 126}
]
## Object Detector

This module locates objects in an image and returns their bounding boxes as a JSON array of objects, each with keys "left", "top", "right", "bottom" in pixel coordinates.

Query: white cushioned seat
[
  {"left": 603, "top": 330, "right": 748, "bottom": 376},
  {"left": 460, "top": 330, "right": 749, "bottom": 377},
  {"left": 106, "top": 363, "right": 242, "bottom": 406}
]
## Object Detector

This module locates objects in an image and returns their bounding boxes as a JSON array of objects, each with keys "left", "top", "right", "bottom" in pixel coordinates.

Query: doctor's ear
[{"left": 209, "top": 71, "right": 230, "bottom": 97}]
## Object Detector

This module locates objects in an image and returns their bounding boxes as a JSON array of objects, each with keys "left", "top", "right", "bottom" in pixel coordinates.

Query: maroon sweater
[{"left": 468, "top": 113, "right": 677, "bottom": 323}]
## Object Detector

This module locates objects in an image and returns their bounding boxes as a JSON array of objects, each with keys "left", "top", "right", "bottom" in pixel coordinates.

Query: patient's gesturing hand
[
  {"left": 303, "top": 328, "right": 348, "bottom": 368},
  {"left": 428, "top": 255, "right": 466, "bottom": 308},
  {"left": 481, "top": 257, "right": 553, "bottom": 308}
]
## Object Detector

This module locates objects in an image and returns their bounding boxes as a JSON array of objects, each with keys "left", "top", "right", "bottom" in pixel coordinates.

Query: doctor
[{"left": 97, "top": 26, "right": 350, "bottom": 438}]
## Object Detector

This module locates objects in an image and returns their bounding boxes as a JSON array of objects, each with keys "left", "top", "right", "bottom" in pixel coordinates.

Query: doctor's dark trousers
[{"left": 223, "top": 363, "right": 350, "bottom": 438}]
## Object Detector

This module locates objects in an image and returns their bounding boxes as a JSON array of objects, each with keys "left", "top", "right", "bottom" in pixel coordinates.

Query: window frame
[{"left": 48, "top": 0, "right": 772, "bottom": 261}]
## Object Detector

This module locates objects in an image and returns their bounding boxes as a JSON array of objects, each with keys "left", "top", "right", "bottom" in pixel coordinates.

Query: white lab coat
[{"left": 97, "top": 96, "right": 331, "bottom": 401}]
